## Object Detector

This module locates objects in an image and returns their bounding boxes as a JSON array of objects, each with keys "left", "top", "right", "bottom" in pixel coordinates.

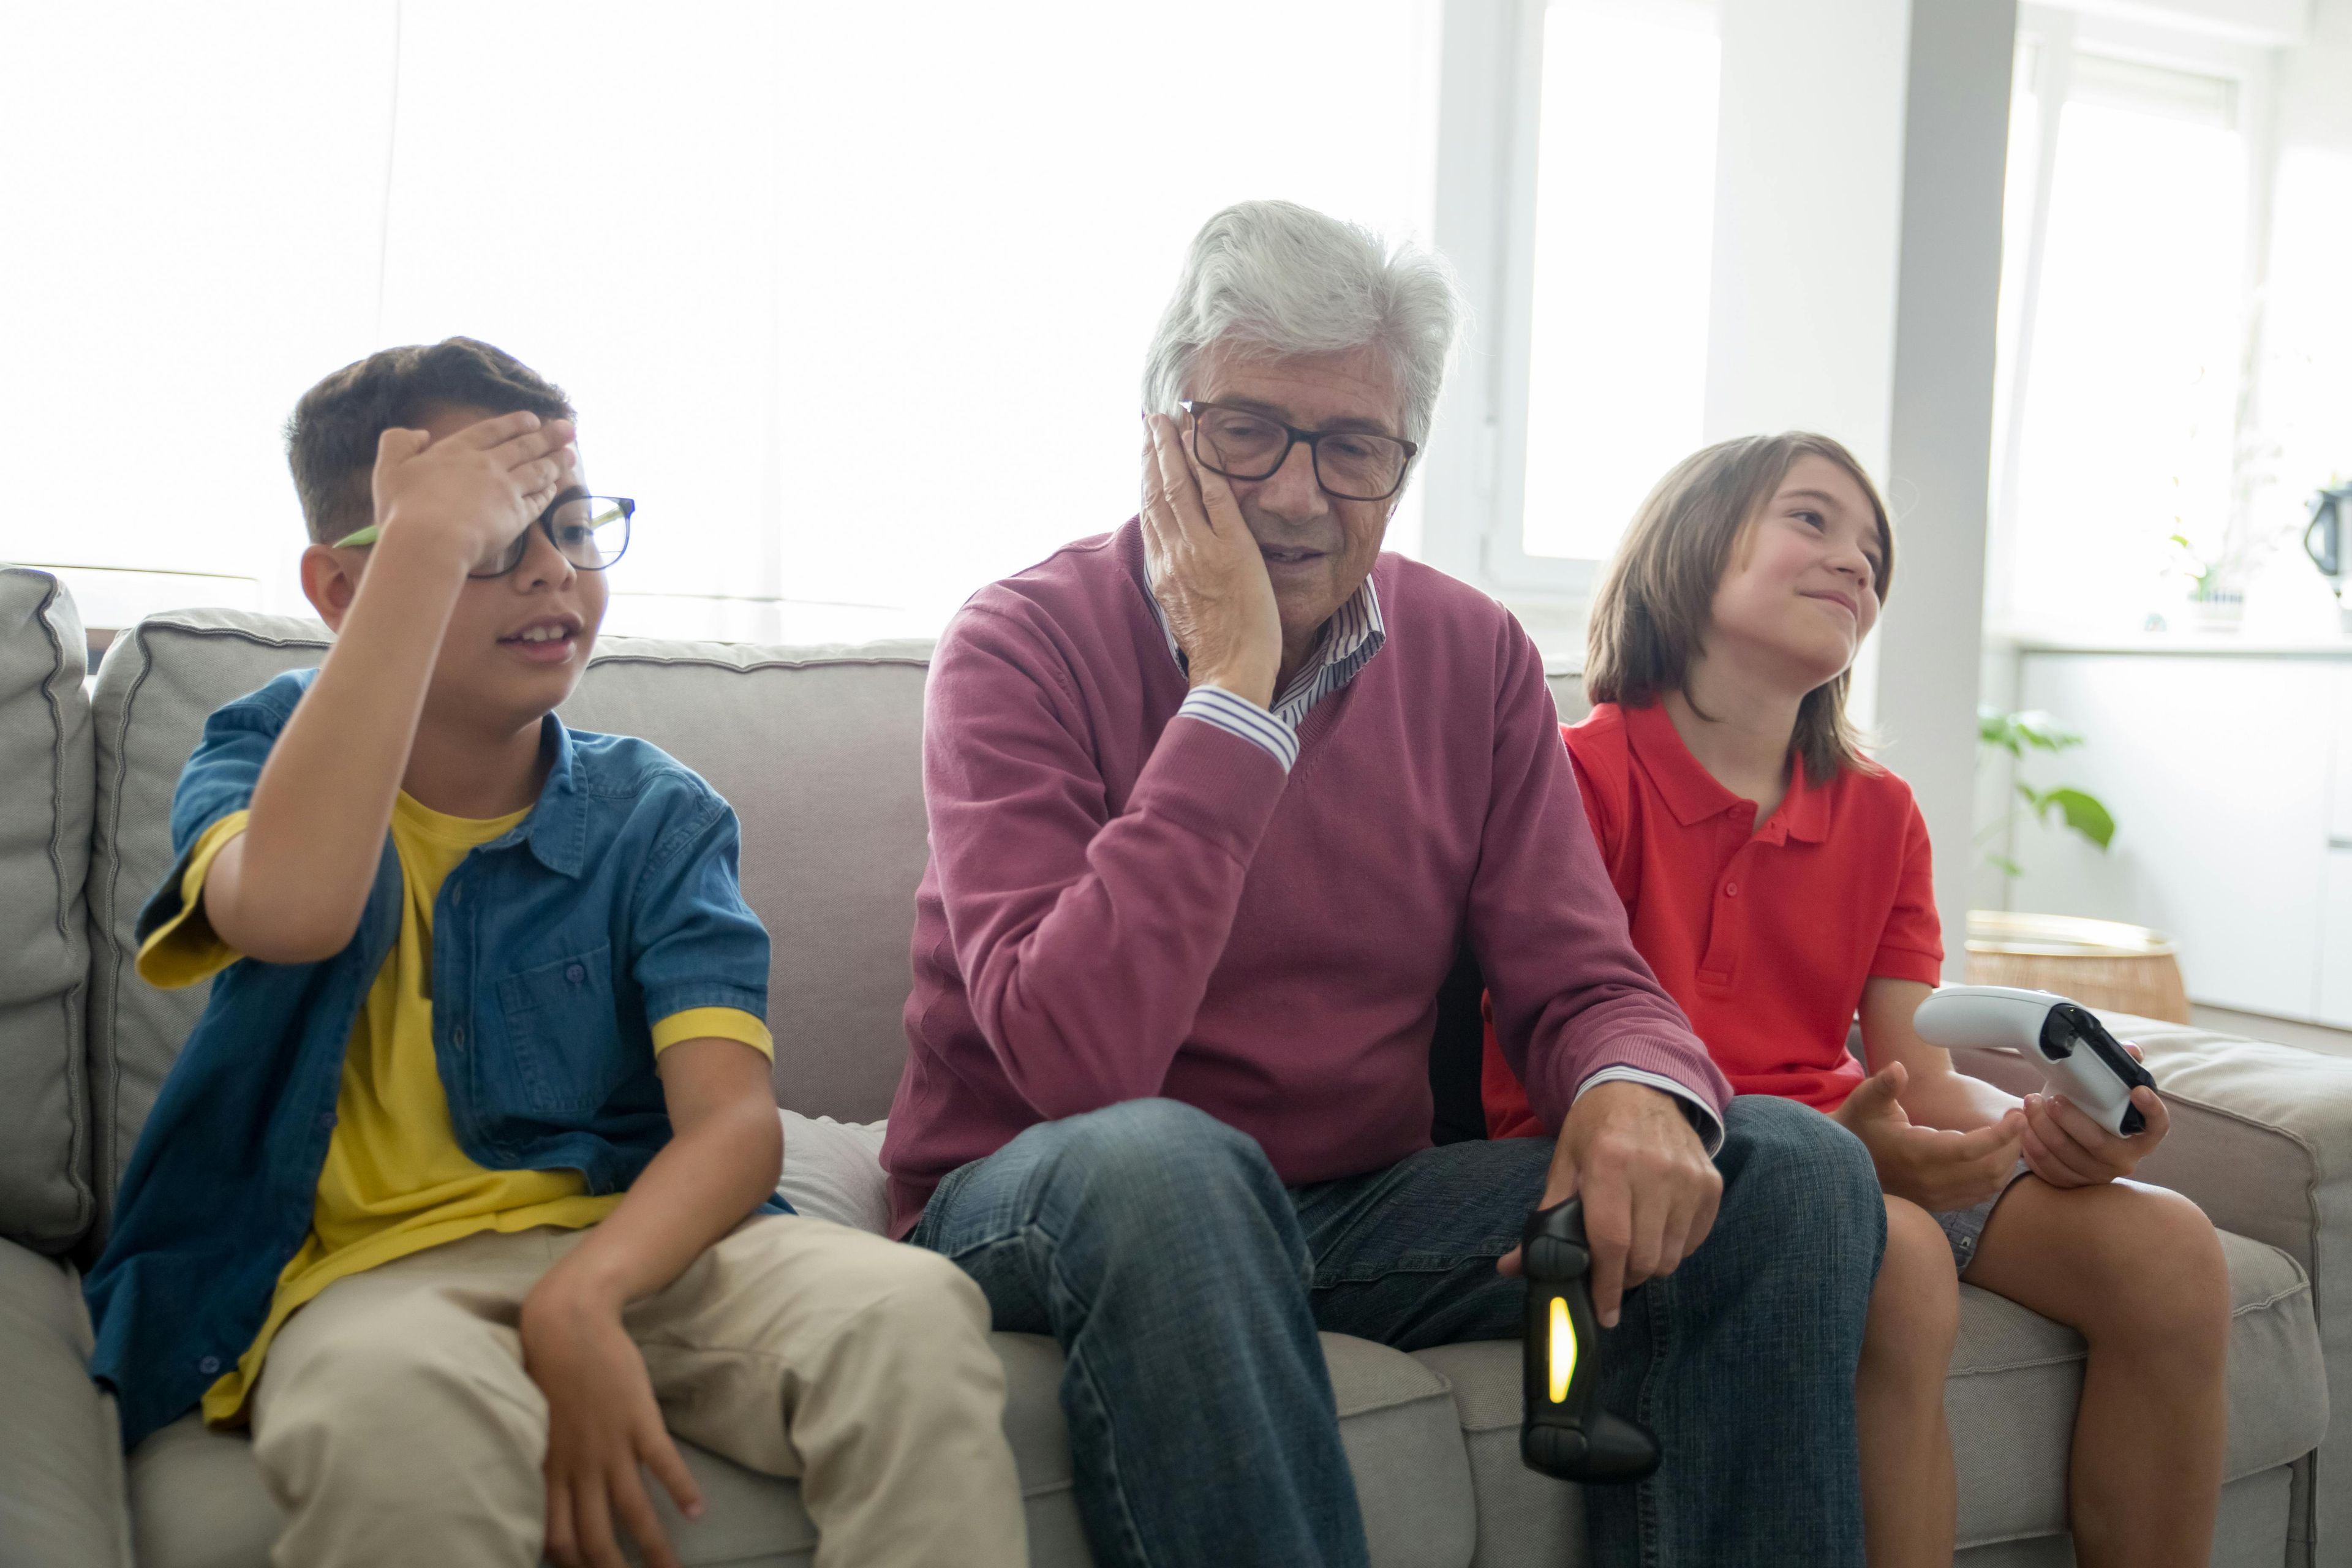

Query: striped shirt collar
[{"left": 1145, "top": 568, "right": 1387, "bottom": 728}]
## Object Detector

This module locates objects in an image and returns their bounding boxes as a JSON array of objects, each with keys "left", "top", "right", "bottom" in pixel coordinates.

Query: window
[
  {"left": 1989, "top": 11, "right": 2272, "bottom": 633},
  {"left": 1517, "top": 0, "right": 1720, "bottom": 570},
  {"left": 1, "top": 2, "right": 1442, "bottom": 640}
]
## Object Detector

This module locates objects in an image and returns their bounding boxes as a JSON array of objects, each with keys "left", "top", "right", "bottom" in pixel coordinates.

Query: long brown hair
[{"left": 1583, "top": 431, "right": 1894, "bottom": 783}]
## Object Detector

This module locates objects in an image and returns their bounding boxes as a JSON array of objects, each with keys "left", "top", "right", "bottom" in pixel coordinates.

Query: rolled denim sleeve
[
  {"left": 132, "top": 672, "right": 312, "bottom": 953},
  {"left": 626, "top": 776, "right": 771, "bottom": 1034}
]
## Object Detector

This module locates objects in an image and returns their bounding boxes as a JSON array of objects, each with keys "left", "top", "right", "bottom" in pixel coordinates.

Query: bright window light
[
  {"left": 1519, "top": 0, "right": 1720, "bottom": 564},
  {"left": 2001, "top": 51, "right": 2247, "bottom": 630},
  {"left": 1, "top": 2, "right": 1441, "bottom": 638},
  {"left": 2248, "top": 145, "right": 2352, "bottom": 556}
]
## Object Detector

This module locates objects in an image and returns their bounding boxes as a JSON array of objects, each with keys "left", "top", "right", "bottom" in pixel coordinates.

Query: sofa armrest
[{"left": 0, "top": 1239, "right": 129, "bottom": 1567}]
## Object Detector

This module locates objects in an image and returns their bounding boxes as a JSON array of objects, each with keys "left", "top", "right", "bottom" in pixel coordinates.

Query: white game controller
[{"left": 1913, "top": 985, "right": 2158, "bottom": 1136}]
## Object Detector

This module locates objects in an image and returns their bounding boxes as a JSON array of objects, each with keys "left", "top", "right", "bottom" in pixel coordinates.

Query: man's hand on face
[
  {"left": 521, "top": 1273, "right": 703, "bottom": 1568},
  {"left": 1140, "top": 412, "right": 1283, "bottom": 709},
  {"left": 1498, "top": 1080, "right": 1722, "bottom": 1328},
  {"left": 368, "top": 410, "right": 578, "bottom": 578},
  {"left": 1832, "top": 1061, "right": 2027, "bottom": 1212}
]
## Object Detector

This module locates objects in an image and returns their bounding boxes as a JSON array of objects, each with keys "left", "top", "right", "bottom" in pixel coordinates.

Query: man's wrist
[
  {"left": 1573, "top": 1068, "right": 1723, "bottom": 1155},
  {"left": 1189, "top": 660, "right": 1276, "bottom": 710}
]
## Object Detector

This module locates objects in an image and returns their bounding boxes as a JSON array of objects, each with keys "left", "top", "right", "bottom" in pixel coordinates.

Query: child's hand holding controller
[
  {"left": 368, "top": 409, "right": 578, "bottom": 576},
  {"left": 1833, "top": 1060, "right": 2029, "bottom": 1212},
  {"left": 2019, "top": 1041, "right": 2167, "bottom": 1189}
]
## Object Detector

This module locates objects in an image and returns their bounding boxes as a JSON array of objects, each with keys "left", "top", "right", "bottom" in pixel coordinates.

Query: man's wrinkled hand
[
  {"left": 522, "top": 1275, "right": 702, "bottom": 1568},
  {"left": 1498, "top": 1080, "right": 1721, "bottom": 1329},
  {"left": 1139, "top": 412, "right": 1283, "bottom": 708},
  {"left": 367, "top": 409, "right": 578, "bottom": 575},
  {"left": 1833, "top": 1061, "right": 2025, "bottom": 1212}
]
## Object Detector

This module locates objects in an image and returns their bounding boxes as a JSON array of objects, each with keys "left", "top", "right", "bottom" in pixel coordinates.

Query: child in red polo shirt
[{"left": 1483, "top": 432, "right": 2230, "bottom": 1568}]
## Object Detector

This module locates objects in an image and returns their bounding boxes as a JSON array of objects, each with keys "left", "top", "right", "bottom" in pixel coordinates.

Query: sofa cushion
[
  {"left": 126, "top": 1327, "right": 1473, "bottom": 1568},
  {"left": 86, "top": 610, "right": 937, "bottom": 1238},
  {"left": 551, "top": 635, "right": 933, "bottom": 1123},
  {"left": 0, "top": 1239, "right": 127, "bottom": 1567},
  {"left": 775, "top": 1110, "right": 891, "bottom": 1234},
  {"left": 1411, "top": 1224, "right": 2321, "bottom": 1562},
  {"left": 0, "top": 568, "right": 97, "bottom": 1252}
]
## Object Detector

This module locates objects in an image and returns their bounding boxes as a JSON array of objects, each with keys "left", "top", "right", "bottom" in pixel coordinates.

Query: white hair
[{"left": 1141, "top": 200, "right": 1463, "bottom": 449}]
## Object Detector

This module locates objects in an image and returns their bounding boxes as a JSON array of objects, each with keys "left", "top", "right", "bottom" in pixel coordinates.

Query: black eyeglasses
[
  {"left": 1179, "top": 400, "right": 1418, "bottom": 503},
  {"left": 334, "top": 492, "right": 634, "bottom": 578}
]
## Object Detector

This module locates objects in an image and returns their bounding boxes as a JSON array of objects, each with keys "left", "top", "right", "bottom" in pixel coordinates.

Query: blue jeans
[{"left": 911, "top": 1095, "right": 1883, "bottom": 1567}]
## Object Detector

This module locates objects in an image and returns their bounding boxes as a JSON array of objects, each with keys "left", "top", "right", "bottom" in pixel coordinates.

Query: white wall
[
  {"left": 1880, "top": 0, "right": 2022, "bottom": 976},
  {"left": 1701, "top": 0, "right": 2016, "bottom": 976},
  {"left": 1701, "top": 1, "right": 1911, "bottom": 473}
]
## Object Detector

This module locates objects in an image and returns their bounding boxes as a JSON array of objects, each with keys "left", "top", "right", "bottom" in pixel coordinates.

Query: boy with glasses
[{"left": 85, "top": 339, "right": 1026, "bottom": 1568}]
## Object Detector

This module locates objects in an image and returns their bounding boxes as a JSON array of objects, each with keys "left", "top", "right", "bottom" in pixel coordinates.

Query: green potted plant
[{"left": 1976, "top": 707, "right": 2114, "bottom": 877}]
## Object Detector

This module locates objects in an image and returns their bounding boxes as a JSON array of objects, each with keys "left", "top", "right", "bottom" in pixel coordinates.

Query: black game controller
[{"left": 1520, "top": 1198, "right": 1661, "bottom": 1483}]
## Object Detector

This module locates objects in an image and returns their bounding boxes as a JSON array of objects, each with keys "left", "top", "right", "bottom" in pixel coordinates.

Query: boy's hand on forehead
[{"left": 367, "top": 409, "right": 578, "bottom": 576}]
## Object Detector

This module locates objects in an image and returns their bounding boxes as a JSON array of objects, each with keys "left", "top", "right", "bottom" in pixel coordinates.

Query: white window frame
[{"left": 1985, "top": 3, "right": 2281, "bottom": 627}]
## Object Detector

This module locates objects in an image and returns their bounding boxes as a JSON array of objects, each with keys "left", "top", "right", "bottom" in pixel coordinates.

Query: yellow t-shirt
[{"left": 136, "top": 793, "right": 773, "bottom": 1425}]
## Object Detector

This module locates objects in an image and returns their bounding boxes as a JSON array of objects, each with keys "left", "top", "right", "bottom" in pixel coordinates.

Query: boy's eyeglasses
[
  {"left": 1178, "top": 400, "right": 1418, "bottom": 503},
  {"left": 333, "top": 494, "right": 635, "bottom": 578}
]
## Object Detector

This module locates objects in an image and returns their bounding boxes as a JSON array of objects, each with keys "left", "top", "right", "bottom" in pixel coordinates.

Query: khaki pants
[{"left": 247, "top": 1216, "right": 1027, "bottom": 1568}]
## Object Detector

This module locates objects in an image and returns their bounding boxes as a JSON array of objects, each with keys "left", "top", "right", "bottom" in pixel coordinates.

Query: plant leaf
[
  {"left": 2010, "top": 710, "right": 2083, "bottom": 753},
  {"left": 2038, "top": 786, "right": 2115, "bottom": 850}
]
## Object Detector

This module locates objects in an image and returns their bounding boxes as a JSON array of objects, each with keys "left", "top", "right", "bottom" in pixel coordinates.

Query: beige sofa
[{"left": 0, "top": 565, "right": 2337, "bottom": 1567}]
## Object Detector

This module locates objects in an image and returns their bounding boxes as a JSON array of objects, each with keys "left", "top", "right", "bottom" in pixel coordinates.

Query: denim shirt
[{"left": 85, "top": 669, "right": 783, "bottom": 1450}]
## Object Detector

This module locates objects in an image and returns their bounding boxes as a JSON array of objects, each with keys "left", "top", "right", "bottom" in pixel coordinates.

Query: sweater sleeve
[
  {"left": 922, "top": 601, "right": 1290, "bottom": 1119},
  {"left": 1468, "top": 626, "right": 1732, "bottom": 1137}
]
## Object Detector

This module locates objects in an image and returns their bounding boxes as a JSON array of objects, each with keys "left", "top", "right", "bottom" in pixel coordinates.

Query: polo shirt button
[
  {"left": 452, "top": 1025, "right": 467, "bottom": 1051},
  {"left": 198, "top": 1355, "right": 221, "bottom": 1375},
  {"left": 316, "top": 1112, "right": 336, "bottom": 1131},
  {"left": 565, "top": 963, "right": 586, "bottom": 984},
  {"left": 1725, "top": 882, "right": 1741, "bottom": 897}
]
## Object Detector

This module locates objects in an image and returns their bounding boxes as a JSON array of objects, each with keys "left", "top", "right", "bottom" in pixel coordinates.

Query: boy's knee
[
  {"left": 2089, "top": 1186, "right": 2230, "bottom": 1350},
  {"left": 839, "top": 1233, "right": 993, "bottom": 1334}
]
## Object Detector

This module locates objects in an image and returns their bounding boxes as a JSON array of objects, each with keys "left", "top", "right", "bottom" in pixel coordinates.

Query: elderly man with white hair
[{"left": 880, "top": 200, "right": 1885, "bottom": 1566}]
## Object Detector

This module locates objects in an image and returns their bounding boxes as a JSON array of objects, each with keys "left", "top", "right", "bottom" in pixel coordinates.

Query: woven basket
[{"left": 1963, "top": 911, "right": 2192, "bottom": 1024}]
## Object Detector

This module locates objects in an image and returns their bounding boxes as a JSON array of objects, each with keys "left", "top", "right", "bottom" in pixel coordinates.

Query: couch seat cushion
[
  {"left": 127, "top": 1327, "right": 1474, "bottom": 1568},
  {"left": 1412, "top": 1226, "right": 2321, "bottom": 1564},
  {"left": 0, "top": 1240, "right": 125, "bottom": 1567},
  {"left": 1947, "top": 1226, "right": 2322, "bottom": 1545}
]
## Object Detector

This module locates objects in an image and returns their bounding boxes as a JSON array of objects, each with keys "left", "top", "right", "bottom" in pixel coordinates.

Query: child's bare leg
[
  {"left": 1859, "top": 1195, "right": 1959, "bottom": 1567},
  {"left": 1962, "top": 1177, "right": 2229, "bottom": 1568}
]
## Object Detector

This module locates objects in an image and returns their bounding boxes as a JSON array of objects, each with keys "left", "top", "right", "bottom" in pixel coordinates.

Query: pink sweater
[{"left": 881, "top": 521, "right": 1731, "bottom": 1235}]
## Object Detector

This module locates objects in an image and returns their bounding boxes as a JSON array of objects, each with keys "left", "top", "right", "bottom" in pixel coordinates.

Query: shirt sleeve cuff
[
  {"left": 651, "top": 1006, "right": 775, "bottom": 1060},
  {"left": 135, "top": 810, "right": 252, "bottom": 989},
  {"left": 1574, "top": 1066, "right": 1726, "bottom": 1155},
  {"left": 1869, "top": 947, "right": 1946, "bottom": 986},
  {"left": 1174, "top": 685, "right": 1298, "bottom": 773}
]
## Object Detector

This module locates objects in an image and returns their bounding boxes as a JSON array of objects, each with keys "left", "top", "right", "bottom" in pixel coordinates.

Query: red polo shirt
[{"left": 1483, "top": 701, "right": 1942, "bottom": 1133}]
